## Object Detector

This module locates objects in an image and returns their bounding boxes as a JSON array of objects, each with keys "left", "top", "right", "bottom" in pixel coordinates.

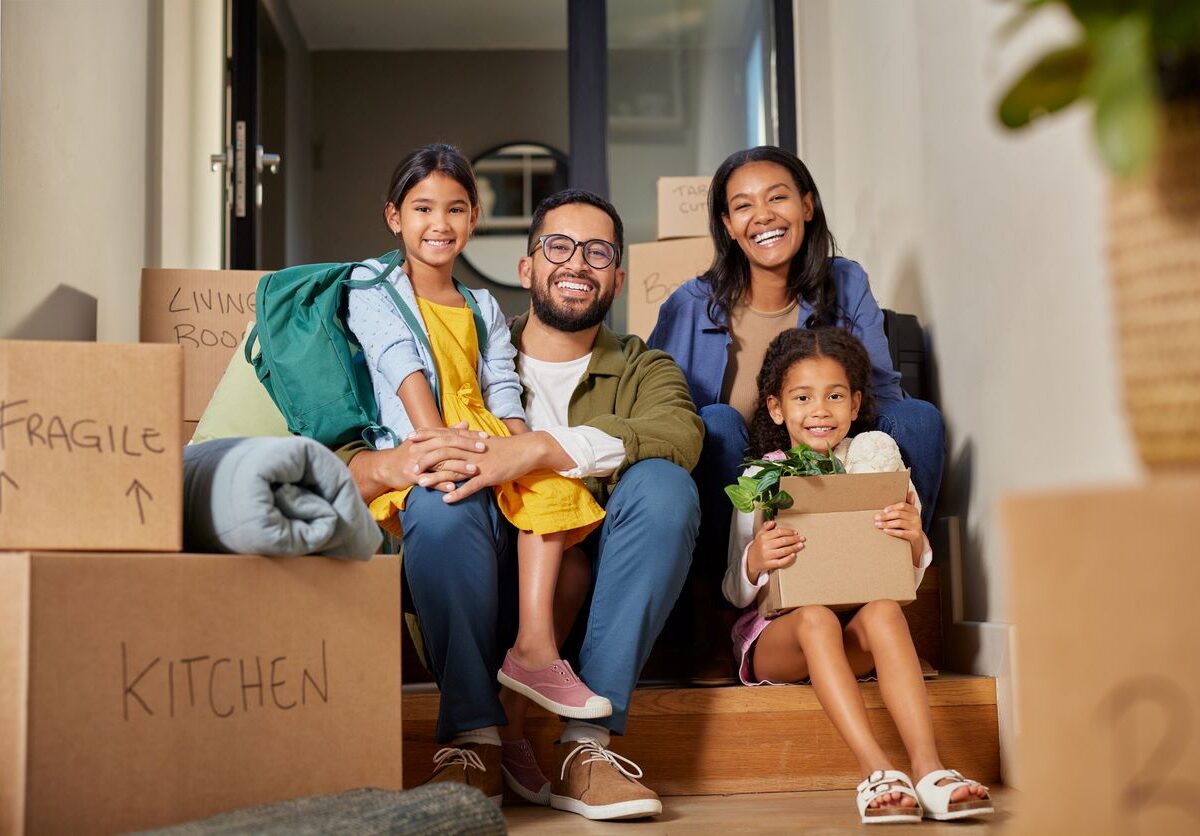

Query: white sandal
[
  {"left": 915, "top": 768, "right": 994, "bottom": 821},
  {"left": 855, "top": 769, "right": 922, "bottom": 824}
]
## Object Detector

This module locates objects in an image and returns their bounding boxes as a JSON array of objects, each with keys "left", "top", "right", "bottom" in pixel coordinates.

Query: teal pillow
[{"left": 191, "top": 322, "right": 291, "bottom": 443}]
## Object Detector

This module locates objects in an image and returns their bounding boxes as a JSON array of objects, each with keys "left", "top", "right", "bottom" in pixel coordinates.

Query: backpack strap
[
  {"left": 343, "top": 250, "right": 444, "bottom": 409},
  {"left": 453, "top": 278, "right": 490, "bottom": 362}
]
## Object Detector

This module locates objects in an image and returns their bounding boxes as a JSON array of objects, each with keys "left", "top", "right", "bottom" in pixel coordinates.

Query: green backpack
[{"left": 246, "top": 249, "right": 489, "bottom": 448}]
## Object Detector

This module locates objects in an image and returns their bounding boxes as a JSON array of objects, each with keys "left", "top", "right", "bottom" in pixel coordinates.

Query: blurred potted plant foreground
[{"left": 998, "top": 0, "right": 1200, "bottom": 470}]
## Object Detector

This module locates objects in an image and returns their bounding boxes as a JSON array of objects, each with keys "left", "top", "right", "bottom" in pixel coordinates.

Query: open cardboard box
[
  {"left": 0, "top": 551, "right": 402, "bottom": 835},
  {"left": 757, "top": 471, "right": 916, "bottom": 617}
]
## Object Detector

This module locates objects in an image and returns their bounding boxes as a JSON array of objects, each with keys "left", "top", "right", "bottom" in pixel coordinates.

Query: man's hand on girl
[
  {"left": 747, "top": 520, "right": 805, "bottom": 583},
  {"left": 439, "top": 431, "right": 576, "bottom": 504},
  {"left": 405, "top": 423, "right": 488, "bottom": 491},
  {"left": 875, "top": 491, "right": 925, "bottom": 562}
]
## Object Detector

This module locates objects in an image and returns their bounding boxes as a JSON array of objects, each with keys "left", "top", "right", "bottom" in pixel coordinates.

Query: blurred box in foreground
[{"left": 1004, "top": 476, "right": 1200, "bottom": 835}]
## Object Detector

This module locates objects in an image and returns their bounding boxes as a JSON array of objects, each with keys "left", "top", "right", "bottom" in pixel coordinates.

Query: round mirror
[{"left": 462, "top": 143, "right": 569, "bottom": 288}]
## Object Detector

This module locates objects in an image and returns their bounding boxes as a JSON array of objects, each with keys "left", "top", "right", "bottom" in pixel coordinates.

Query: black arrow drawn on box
[
  {"left": 126, "top": 479, "right": 153, "bottom": 525},
  {"left": 0, "top": 471, "right": 18, "bottom": 513}
]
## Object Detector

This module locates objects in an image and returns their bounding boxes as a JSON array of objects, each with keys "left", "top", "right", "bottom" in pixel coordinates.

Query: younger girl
[
  {"left": 346, "top": 144, "right": 610, "bottom": 730},
  {"left": 723, "top": 327, "right": 992, "bottom": 824}
]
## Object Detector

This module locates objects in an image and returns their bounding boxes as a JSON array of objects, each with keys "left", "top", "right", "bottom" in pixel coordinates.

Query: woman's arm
[{"left": 837, "top": 260, "right": 904, "bottom": 407}]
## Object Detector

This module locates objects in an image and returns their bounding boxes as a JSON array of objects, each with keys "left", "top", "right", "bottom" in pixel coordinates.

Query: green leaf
[
  {"left": 775, "top": 490, "right": 794, "bottom": 512},
  {"left": 1089, "top": 13, "right": 1159, "bottom": 175},
  {"left": 724, "top": 484, "right": 755, "bottom": 513},
  {"left": 998, "top": 44, "right": 1091, "bottom": 128},
  {"left": 755, "top": 468, "right": 781, "bottom": 495},
  {"left": 1151, "top": 1, "right": 1200, "bottom": 51}
]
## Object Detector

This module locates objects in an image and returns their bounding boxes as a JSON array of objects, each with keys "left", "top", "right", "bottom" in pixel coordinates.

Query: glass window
[{"left": 607, "top": 0, "right": 777, "bottom": 251}]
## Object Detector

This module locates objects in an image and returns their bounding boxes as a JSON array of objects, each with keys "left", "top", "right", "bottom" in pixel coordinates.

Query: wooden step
[
  {"left": 402, "top": 568, "right": 944, "bottom": 686},
  {"left": 402, "top": 673, "right": 1000, "bottom": 795}
]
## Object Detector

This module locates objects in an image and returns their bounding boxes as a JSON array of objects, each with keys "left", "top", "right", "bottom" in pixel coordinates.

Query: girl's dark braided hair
[{"left": 748, "top": 327, "right": 876, "bottom": 456}]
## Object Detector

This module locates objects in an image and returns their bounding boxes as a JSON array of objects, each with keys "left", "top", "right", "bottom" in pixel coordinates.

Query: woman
[{"left": 649, "top": 146, "right": 944, "bottom": 584}]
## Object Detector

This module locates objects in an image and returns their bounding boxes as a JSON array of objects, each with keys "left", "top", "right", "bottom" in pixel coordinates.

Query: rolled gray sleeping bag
[{"left": 183, "top": 436, "right": 382, "bottom": 559}]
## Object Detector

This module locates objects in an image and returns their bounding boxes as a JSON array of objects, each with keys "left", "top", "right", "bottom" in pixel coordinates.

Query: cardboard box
[
  {"left": 0, "top": 552, "right": 402, "bottom": 835},
  {"left": 657, "top": 176, "right": 712, "bottom": 240},
  {"left": 1004, "top": 477, "right": 1200, "bottom": 835},
  {"left": 625, "top": 237, "right": 714, "bottom": 340},
  {"left": 757, "top": 471, "right": 915, "bottom": 617},
  {"left": 0, "top": 340, "right": 183, "bottom": 551},
  {"left": 139, "top": 269, "right": 264, "bottom": 421}
]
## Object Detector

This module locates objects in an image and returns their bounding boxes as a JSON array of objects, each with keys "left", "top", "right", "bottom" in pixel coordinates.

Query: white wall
[
  {"left": 797, "top": 0, "right": 1144, "bottom": 783},
  {"left": 798, "top": 0, "right": 1140, "bottom": 627},
  {"left": 0, "top": 0, "right": 152, "bottom": 342},
  {"left": 157, "top": 0, "right": 224, "bottom": 270}
]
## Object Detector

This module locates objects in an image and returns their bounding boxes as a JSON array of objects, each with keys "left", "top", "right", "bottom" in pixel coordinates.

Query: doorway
[{"left": 218, "top": 0, "right": 792, "bottom": 316}]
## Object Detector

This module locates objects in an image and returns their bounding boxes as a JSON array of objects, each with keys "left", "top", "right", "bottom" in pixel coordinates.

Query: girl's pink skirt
[{"left": 731, "top": 608, "right": 777, "bottom": 686}]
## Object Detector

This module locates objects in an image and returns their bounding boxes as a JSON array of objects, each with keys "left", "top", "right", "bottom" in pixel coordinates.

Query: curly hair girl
[{"left": 748, "top": 327, "right": 876, "bottom": 456}]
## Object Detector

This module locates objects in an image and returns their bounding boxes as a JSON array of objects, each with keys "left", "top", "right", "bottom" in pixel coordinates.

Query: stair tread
[
  {"left": 401, "top": 674, "right": 1000, "bottom": 795},
  {"left": 402, "top": 673, "right": 995, "bottom": 720}
]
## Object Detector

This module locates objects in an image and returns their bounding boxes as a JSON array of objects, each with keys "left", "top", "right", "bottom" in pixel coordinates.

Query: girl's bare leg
[
  {"left": 501, "top": 545, "right": 591, "bottom": 740},
  {"left": 843, "top": 600, "right": 989, "bottom": 805},
  {"left": 753, "top": 605, "right": 914, "bottom": 811},
  {"left": 510, "top": 530, "right": 567, "bottom": 669}
]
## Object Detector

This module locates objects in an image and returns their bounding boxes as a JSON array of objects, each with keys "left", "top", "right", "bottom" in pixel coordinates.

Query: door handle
[
  {"left": 257, "top": 145, "right": 282, "bottom": 175},
  {"left": 209, "top": 147, "right": 232, "bottom": 171}
]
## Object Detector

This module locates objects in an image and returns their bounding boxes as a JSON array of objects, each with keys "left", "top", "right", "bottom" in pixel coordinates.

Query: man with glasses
[{"left": 346, "top": 189, "right": 702, "bottom": 820}]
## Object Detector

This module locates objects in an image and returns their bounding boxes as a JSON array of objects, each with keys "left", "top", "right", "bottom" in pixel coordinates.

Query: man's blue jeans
[{"left": 400, "top": 459, "right": 698, "bottom": 743}]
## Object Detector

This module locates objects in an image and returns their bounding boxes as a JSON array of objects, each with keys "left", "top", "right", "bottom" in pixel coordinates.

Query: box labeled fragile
[
  {"left": 757, "top": 471, "right": 916, "bottom": 617},
  {"left": 625, "top": 237, "right": 714, "bottom": 340},
  {"left": 139, "top": 268, "right": 264, "bottom": 421},
  {"left": 0, "top": 552, "right": 402, "bottom": 835},
  {"left": 0, "top": 340, "right": 183, "bottom": 551},
  {"left": 657, "top": 176, "right": 712, "bottom": 240}
]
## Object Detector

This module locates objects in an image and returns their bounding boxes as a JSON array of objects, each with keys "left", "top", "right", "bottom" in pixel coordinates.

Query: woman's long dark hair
[
  {"left": 704, "top": 146, "right": 839, "bottom": 327},
  {"left": 748, "top": 327, "right": 876, "bottom": 457}
]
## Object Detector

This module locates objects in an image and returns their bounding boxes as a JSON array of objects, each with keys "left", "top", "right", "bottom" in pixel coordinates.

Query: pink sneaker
[
  {"left": 497, "top": 651, "right": 613, "bottom": 719},
  {"left": 501, "top": 738, "right": 550, "bottom": 805}
]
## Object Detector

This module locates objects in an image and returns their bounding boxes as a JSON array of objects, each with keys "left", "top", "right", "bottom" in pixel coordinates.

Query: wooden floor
[{"left": 504, "top": 786, "right": 1015, "bottom": 833}]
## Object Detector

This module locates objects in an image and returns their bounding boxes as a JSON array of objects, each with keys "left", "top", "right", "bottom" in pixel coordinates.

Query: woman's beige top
[{"left": 720, "top": 300, "right": 799, "bottom": 425}]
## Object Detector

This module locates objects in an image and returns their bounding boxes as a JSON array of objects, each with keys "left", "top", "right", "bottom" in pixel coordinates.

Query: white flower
[{"left": 842, "top": 431, "right": 904, "bottom": 474}]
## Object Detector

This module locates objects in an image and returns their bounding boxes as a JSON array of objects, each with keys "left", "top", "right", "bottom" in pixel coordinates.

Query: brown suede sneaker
[
  {"left": 550, "top": 739, "right": 663, "bottom": 820},
  {"left": 423, "top": 742, "right": 503, "bottom": 807}
]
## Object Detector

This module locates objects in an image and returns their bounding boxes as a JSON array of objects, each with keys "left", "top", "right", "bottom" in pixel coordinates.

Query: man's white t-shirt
[{"left": 517, "top": 351, "right": 626, "bottom": 479}]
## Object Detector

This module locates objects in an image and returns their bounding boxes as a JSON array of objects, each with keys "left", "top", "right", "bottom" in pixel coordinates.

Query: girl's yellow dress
[{"left": 369, "top": 296, "right": 605, "bottom": 545}]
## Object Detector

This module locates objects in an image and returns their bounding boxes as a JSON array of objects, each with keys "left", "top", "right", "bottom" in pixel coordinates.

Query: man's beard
[{"left": 529, "top": 270, "right": 615, "bottom": 333}]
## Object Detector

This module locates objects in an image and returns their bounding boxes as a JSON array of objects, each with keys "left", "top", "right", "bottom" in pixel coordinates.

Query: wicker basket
[{"left": 1109, "top": 98, "right": 1200, "bottom": 469}]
